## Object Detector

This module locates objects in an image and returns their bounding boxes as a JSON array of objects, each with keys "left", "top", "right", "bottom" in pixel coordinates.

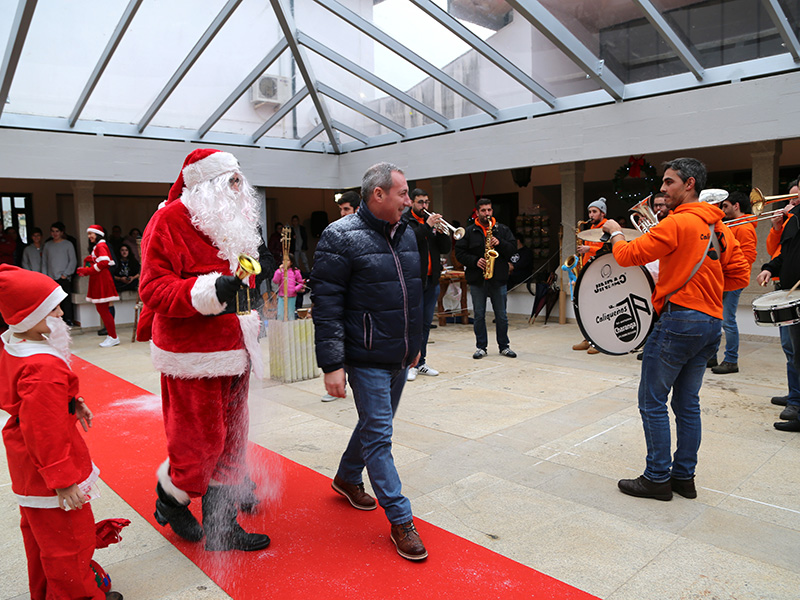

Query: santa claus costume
[
  {"left": 138, "top": 148, "right": 269, "bottom": 552},
  {"left": 77, "top": 226, "right": 119, "bottom": 347},
  {"left": 0, "top": 265, "right": 121, "bottom": 600}
]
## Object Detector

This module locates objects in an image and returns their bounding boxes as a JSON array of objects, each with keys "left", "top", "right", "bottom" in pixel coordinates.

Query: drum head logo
[{"left": 601, "top": 264, "right": 612, "bottom": 278}]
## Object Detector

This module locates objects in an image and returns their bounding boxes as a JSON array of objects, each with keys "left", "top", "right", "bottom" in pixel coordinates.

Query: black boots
[
  {"left": 154, "top": 483, "right": 204, "bottom": 542},
  {"left": 202, "top": 485, "right": 270, "bottom": 552},
  {"left": 238, "top": 476, "right": 260, "bottom": 514}
]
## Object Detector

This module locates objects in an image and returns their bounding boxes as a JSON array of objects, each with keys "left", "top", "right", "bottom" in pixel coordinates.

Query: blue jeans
[
  {"left": 470, "top": 282, "right": 510, "bottom": 351},
  {"left": 419, "top": 283, "right": 439, "bottom": 366},
  {"left": 716, "top": 288, "right": 742, "bottom": 363},
  {"left": 638, "top": 309, "right": 721, "bottom": 482},
  {"left": 336, "top": 366, "right": 412, "bottom": 524},
  {"left": 784, "top": 324, "right": 800, "bottom": 409}
]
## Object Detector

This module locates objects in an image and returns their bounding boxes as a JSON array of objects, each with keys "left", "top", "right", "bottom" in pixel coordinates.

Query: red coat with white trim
[
  {"left": 83, "top": 240, "right": 119, "bottom": 303},
  {"left": 139, "top": 200, "right": 259, "bottom": 379},
  {"left": 0, "top": 332, "right": 97, "bottom": 507}
]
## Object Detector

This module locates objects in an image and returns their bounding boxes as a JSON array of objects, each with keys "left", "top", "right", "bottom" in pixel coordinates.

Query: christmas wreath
[{"left": 613, "top": 156, "right": 659, "bottom": 203}]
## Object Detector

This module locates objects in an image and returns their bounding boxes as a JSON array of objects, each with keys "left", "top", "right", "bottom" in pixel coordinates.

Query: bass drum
[{"left": 574, "top": 253, "right": 656, "bottom": 355}]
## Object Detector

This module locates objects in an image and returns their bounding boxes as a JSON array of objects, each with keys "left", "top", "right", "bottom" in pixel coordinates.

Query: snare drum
[
  {"left": 752, "top": 289, "right": 800, "bottom": 326},
  {"left": 573, "top": 253, "right": 656, "bottom": 355}
]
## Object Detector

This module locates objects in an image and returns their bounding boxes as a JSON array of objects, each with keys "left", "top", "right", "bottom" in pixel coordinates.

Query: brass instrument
[
  {"left": 562, "top": 219, "right": 588, "bottom": 278},
  {"left": 483, "top": 221, "right": 499, "bottom": 280},
  {"left": 422, "top": 209, "right": 465, "bottom": 240},
  {"left": 629, "top": 195, "right": 660, "bottom": 234},
  {"left": 721, "top": 188, "right": 798, "bottom": 227}
]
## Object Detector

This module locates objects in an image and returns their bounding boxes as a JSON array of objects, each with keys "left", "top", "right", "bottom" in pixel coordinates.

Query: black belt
[{"left": 664, "top": 302, "right": 692, "bottom": 313}]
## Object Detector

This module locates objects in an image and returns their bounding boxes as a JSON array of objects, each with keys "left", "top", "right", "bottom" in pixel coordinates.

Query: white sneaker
[
  {"left": 417, "top": 364, "right": 439, "bottom": 376},
  {"left": 99, "top": 336, "right": 120, "bottom": 348},
  {"left": 321, "top": 394, "right": 338, "bottom": 402},
  {"left": 407, "top": 367, "right": 418, "bottom": 381}
]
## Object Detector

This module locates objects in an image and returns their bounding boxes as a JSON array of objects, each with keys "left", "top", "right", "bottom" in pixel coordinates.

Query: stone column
[
  {"left": 560, "top": 162, "right": 585, "bottom": 259},
  {"left": 71, "top": 181, "right": 95, "bottom": 297},
  {"left": 746, "top": 140, "right": 782, "bottom": 299}
]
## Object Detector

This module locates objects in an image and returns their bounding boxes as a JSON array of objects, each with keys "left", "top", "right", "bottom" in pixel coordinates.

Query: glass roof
[{"left": 2, "top": 0, "right": 799, "bottom": 154}]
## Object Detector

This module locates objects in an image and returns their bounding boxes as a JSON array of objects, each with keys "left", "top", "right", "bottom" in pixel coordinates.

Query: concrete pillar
[
  {"left": 746, "top": 140, "right": 782, "bottom": 300},
  {"left": 560, "top": 161, "right": 585, "bottom": 259},
  {"left": 71, "top": 181, "right": 95, "bottom": 297}
]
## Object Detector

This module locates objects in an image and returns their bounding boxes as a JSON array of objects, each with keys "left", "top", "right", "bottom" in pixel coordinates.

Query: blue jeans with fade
[
  {"left": 781, "top": 325, "right": 800, "bottom": 409},
  {"left": 336, "top": 365, "right": 413, "bottom": 525},
  {"left": 470, "top": 282, "right": 509, "bottom": 351},
  {"left": 419, "top": 282, "right": 440, "bottom": 366},
  {"left": 638, "top": 308, "right": 722, "bottom": 482},
  {"left": 717, "top": 288, "right": 743, "bottom": 363}
]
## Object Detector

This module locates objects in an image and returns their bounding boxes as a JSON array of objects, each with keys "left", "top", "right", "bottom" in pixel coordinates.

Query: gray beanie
[{"left": 588, "top": 197, "right": 607, "bottom": 214}]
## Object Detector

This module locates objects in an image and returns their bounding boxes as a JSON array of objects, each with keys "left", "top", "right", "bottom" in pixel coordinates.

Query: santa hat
[
  {"left": 166, "top": 148, "right": 240, "bottom": 204},
  {"left": 0, "top": 265, "right": 67, "bottom": 333},
  {"left": 87, "top": 224, "right": 105, "bottom": 237}
]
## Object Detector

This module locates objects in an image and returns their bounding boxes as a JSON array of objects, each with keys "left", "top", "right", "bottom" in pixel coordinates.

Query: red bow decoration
[
  {"left": 95, "top": 518, "right": 131, "bottom": 549},
  {"left": 628, "top": 155, "right": 645, "bottom": 178}
]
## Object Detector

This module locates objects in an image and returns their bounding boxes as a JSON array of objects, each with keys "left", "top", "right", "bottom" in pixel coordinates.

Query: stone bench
[{"left": 73, "top": 290, "right": 139, "bottom": 329}]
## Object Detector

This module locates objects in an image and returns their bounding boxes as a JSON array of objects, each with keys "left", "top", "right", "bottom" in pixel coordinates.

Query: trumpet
[{"left": 422, "top": 209, "right": 465, "bottom": 240}]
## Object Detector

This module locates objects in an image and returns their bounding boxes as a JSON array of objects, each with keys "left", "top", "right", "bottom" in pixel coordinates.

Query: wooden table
[{"left": 437, "top": 270, "right": 469, "bottom": 326}]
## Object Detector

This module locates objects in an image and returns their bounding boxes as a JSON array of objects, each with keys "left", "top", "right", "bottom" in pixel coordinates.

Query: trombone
[
  {"left": 723, "top": 188, "right": 798, "bottom": 228},
  {"left": 422, "top": 209, "right": 465, "bottom": 240}
]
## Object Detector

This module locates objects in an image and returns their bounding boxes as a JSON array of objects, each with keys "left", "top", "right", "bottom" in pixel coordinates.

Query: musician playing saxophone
[
  {"left": 455, "top": 198, "right": 517, "bottom": 360},
  {"left": 601, "top": 157, "right": 749, "bottom": 502},
  {"left": 572, "top": 197, "right": 608, "bottom": 355}
]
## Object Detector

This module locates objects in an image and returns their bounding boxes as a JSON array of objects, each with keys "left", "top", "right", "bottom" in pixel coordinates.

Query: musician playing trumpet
[
  {"left": 601, "top": 158, "right": 749, "bottom": 502},
  {"left": 572, "top": 197, "right": 608, "bottom": 355},
  {"left": 404, "top": 189, "right": 452, "bottom": 380},
  {"left": 455, "top": 198, "right": 517, "bottom": 360}
]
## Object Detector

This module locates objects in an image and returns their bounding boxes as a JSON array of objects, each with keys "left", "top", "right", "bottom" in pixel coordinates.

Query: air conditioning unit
[{"left": 251, "top": 74, "right": 291, "bottom": 107}]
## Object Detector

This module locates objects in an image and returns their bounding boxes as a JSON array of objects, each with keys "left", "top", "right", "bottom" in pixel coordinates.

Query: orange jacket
[
  {"left": 580, "top": 218, "right": 607, "bottom": 267},
  {"left": 766, "top": 213, "right": 794, "bottom": 258},
  {"left": 731, "top": 215, "right": 757, "bottom": 267},
  {"left": 612, "top": 202, "right": 750, "bottom": 318}
]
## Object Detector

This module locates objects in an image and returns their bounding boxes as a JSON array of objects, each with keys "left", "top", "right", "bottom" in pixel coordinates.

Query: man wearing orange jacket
[
  {"left": 765, "top": 179, "right": 800, "bottom": 419},
  {"left": 572, "top": 198, "right": 608, "bottom": 354},
  {"left": 707, "top": 191, "right": 757, "bottom": 374},
  {"left": 602, "top": 158, "right": 750, "bottom": 501}
]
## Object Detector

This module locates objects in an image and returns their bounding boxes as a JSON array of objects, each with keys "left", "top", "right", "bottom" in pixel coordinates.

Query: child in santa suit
[
  {"left": 76, "top": 225, "right": 120, "bottom": 348},
  {"left": 0, "top": 265, "right": 123, "bottom": 600}
]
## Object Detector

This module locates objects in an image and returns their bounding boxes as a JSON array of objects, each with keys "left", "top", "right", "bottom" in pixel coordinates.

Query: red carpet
[{"left": 74, "top": 356, "right": 598, "bottom": 599}]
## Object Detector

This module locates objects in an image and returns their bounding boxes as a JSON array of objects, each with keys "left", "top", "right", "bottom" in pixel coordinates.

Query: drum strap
[{"left": 663, "top": 223, "right": 720, "bottom": 307}]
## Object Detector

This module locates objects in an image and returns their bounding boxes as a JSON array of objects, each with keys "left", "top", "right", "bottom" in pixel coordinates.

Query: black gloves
[{"left": 215, "top": 275, "right": 243, "bottom": 305}]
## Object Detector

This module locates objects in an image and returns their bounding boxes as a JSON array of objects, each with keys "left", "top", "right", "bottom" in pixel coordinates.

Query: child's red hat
[{"left": 0, "top": 265, "right": 66, "bottom": 333}]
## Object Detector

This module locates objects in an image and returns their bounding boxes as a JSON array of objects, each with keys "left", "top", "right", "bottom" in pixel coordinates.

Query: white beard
[
  {"left": 181, "top": 172, "right": 261, "bottom": 275},
  {"left": 44, "top": 316, "right": 72, "bottom": 363}
]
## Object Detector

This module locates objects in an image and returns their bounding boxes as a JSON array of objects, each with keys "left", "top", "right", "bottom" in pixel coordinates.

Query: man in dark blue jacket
[{"left": 310, "top": 162, "right": 427, "bottom": 561}]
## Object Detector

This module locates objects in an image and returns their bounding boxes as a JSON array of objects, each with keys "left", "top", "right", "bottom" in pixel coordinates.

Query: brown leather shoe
[
  {"left": 572, "top": 340, "right": 590, "bottom": 351},
  {"left": 587, "top": 347, "right": 600, "bottom": 355},
  {"left": 332, "top": 475, "right": 377, "bottom": 511},
  {"left": 390, "top": 520, "right": 428, "bottom": 561}
]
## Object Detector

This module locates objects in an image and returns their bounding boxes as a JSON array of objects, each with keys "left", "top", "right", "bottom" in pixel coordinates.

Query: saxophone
[{"left": 483, "top": 221, "right": 499, "bottom": 280}]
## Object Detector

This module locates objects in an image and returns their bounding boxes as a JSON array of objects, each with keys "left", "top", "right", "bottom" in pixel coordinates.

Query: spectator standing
[
  {"left": 289, "top": 215, "right": 310, "bottom": 272},
  {"left": 42, "top": 222, "right": 77, "bottom": 326},
  {"left": 21, "top": 227, "right": 44, "bottom": 272}
]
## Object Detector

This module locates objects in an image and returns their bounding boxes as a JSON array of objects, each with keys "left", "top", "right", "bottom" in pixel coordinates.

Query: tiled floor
[{"left": 2, "top": 316, "right": 799, "bottom": 599}]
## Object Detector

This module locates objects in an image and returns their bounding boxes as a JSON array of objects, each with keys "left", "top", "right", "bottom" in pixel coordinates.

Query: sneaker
[
  {"left": 390, "top": 520, "right": 427, "bottom": 561},
  {"left": 407, "top": 367, "right": 418, "bottom": 381},
  {"left": 99, "top": 336, "right": 120, "bottom": 348},
  {"left": 499, "top": 347, "right": 517, "bottom": 358},
  {"left": 331, "top": 475, "right": 376, "bottom": 511},
  {"left": 618, "top": 475, "right": 672, "bottom": 501},
  {"left": 418, "top": 364, "right": 439, "bottom": 376},
  {"left": 321, "top": 394, "right": 338, "bottom": 403},
  {"left": 473, "top": 348, "right": 488, "bottom": 359},
  {"left": 670, "top": 477, "right": 697, "bottom": 499},
  {"left": 572, "top": 340, "right": 590, "bottom": 351},
  {"left": 711, "top": 361, "right": 738, "bottom": 374}
]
